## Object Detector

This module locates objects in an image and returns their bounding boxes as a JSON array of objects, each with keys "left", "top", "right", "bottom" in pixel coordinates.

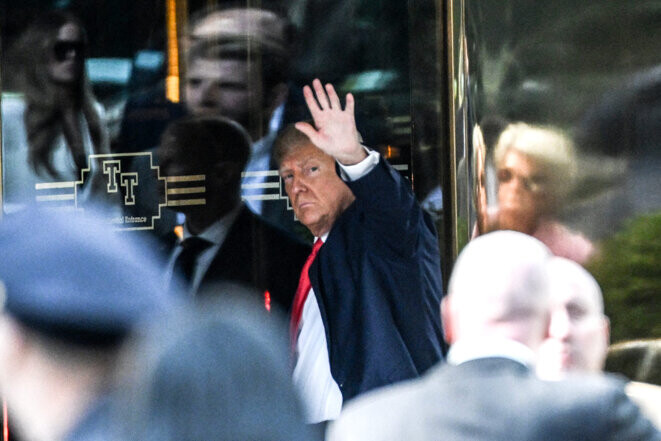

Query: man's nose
[
  {"left": 290, "top": 174, "right": 308, "bottom": 195},
  {"left": 190, "top": 81, "right": 215, "bottom": 103},
  {"left": 549, "top": 309, "right": 571, "bottom": 340}
]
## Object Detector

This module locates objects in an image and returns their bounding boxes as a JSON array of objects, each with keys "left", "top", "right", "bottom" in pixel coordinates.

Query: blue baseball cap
[{"left": 0, "top": 207, "right": 182, "bottom": 347}]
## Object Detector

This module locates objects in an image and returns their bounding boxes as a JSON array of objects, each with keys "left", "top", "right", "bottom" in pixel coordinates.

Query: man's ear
[
  {"left": 542, "top": 308, "right": 553, "bottom": 340},
  {"left": 441, "top": 296, "right": 454, "bottom": 345},
  {"left": 603, "top": 316, "right": 611, "bottom": 347}
]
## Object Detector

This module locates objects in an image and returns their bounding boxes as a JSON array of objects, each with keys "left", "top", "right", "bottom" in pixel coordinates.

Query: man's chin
[{"left": 298, "top": 216, "right": 330, "bottom": 237}]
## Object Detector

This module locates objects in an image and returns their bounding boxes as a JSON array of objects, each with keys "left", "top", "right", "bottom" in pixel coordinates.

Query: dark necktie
[
  {"left": 173, "top": 236, "right": 212, "bottom": 287},
  {"left": 290, "top": 239, "right": 324, "bottom": 349}
]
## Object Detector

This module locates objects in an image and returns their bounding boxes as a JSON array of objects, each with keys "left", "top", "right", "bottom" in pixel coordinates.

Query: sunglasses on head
[{"left": 53, "top": 41, "right": 85, "bottom": 62}]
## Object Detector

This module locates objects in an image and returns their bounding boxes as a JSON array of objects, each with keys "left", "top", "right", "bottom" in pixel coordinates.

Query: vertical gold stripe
[
  {"left": 166, "top": 0, "right": 187, "bottom": 102},
  {"left": 445, "top": 0, "right": 459, "bottom": 260}
]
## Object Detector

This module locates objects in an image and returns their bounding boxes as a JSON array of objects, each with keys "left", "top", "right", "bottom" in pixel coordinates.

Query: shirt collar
[
  {"left": 447, "top": 337, "right": 536, "bottom": 368},
  {"left": 182, "top": 204, "right": 243, "bottom": 246}
]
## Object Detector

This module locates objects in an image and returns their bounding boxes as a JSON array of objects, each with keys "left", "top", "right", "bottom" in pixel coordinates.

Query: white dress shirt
[
  {"left": 293, "top": 149, "right": 380, "bottom": 423},
  {"left": 447, "top": 337, "right": 536, "bottom": 368}
]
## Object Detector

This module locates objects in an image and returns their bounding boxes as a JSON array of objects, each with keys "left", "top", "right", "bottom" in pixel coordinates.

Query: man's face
[
  {"left": 185, "top": 58, "right": 264, "bottom": 136},
  {"left": 540, "top": 278, "right": 609, "bottom": 374},
  {"left": 279, "top": 143, "right": 354, "bottom": 237},
  {"left": 497, "top": 149, "right": 551, "bottom": 233}
]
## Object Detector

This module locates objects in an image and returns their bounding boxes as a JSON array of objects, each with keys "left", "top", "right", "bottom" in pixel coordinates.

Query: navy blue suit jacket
[{"left": 309, "top": 157, "right": 445, "bottom": 402}]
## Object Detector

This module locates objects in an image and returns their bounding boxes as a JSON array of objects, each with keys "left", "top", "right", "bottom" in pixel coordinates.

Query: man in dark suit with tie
[
  {"left": 327, "top": 231, "right": 661, "bottom": 441},
  {"left": 275, "top": 79, "right": 445, "bottom": 423},
  {"left": 160, "top": 115, "right": 310, "bottom": 314}
]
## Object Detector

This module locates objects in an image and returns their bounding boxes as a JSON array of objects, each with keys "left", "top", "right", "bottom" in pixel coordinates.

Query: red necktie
[{"left": 290, "top": 239, "right": 323, "bottom": 348}]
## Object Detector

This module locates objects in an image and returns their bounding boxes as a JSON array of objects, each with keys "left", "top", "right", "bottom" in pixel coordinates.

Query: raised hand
[{"left": 295, "top": 79, "right": 366, "bottom": 165}]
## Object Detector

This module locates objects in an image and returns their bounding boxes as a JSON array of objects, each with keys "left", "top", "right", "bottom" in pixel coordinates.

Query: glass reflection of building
[{"left": 0, "top": 2, "right": 660, "bottom": 437}]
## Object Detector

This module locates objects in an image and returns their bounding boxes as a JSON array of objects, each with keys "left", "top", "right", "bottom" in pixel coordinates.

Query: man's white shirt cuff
[{"left": 337, "top": 147, "right": 380, "bottom": 181}]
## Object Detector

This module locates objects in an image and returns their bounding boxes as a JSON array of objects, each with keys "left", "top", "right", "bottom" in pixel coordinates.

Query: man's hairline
[{"left": 277, "top": 140, "right": 332, "bottom": 170}]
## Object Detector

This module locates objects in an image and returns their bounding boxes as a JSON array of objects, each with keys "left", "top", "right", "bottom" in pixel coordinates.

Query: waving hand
[{"left": 295, "top": 79, "right": 366, "bottom": 165}]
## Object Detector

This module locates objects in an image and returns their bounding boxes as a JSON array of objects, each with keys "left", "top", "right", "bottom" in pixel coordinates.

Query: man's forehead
[
  {"left": 548, "top": 258, "right": 603, "bottom": 313},
  {"left": 551, "top": 279, "right": 602, "bottom": 314},
  {"left": 280, "top": 143, "right": 331, "bottom": 168}
]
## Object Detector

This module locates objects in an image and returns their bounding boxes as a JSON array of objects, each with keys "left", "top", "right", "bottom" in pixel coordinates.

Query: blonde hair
[{"left": 494, "top": 122, "right": 577, "bottom": 202}]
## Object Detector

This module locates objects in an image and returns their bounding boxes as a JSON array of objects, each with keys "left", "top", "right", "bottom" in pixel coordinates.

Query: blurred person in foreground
[
  {"left": 111, "top": 292, "right": 319, "bottom": 441},
  {"left": 0, "top": 207, "right": 179, "bottom": 441},
  {"left": 537, "top": 256, "right": 661, "bottom": 426},
  {"left": 159, "top": 115, "right": 309, "bottom": 313},
  {"left": 276, "top": 79, "right": 445, "bottom": 424},
  {"left": 479, "top": 122, "right": 594, "bottom": 264},
  {"left": 327, "top": 231, "right": 660, "bottom": 441}
]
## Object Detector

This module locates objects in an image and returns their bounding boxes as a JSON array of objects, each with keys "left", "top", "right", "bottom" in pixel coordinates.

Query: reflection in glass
[
  {"left": 185, "top": 7, "right": 300, "bottom": 233},
  {"left": 461, "top": 0, "right": 661, "bottom": 351},
  {"left": 485, "top": 122, "right": 594, "bottom": 265},
  {"left": 1, "top": 11, "right": 113, "bottom": 214}
]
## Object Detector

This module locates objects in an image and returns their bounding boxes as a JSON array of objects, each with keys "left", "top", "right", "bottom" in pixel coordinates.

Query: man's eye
[
  {"left": 187, "top": 78, "right": 202, "bottom": 87},
  {"left": 567, "top": 305, "right": 587, "bottom": 320},
  {"left": 497, "top": 169, "right": 512, "bottom": 183}
]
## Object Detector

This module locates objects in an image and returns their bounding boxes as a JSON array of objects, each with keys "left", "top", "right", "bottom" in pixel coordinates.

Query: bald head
[
  {"left": 537, "top": 257, "right": 609, "bottom": 377},
  {"left": 443, "top": 231, "right": 553, "bottom": 350}
]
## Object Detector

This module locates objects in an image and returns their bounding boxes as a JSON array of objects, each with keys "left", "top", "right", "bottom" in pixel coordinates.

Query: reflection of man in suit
[
  {"left": 276, "top": 80, "right": 445, "bottom": 423},
  {"left": 186, "top": 7, "right": 304, "bottom": 233},
  {"left": 160, "top": 116, "right": 309, "bottom": 314},
  {"left": 327, "top": 231, "right": 660, "bottom": 441},
  {"left": 126, "top": 6, "right": 301, "bottom": 241}
]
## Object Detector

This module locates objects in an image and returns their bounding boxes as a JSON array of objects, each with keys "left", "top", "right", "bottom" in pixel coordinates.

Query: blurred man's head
[
  {"left": 0, "top": 208, "right": 177, "bottom": 441},
  {"left": 537, "top": 257, "right": 610, "bottom": 378},
  {"left": 113, "top": 299, "right": 314, "bottom": 441},
  {"left": 443, "top": 231, "right": 553, "bottom": 351},
  {"left": 274, "top": 125, "right": 354, "bottom": 237},
  {"left": 185, "top": 7, "right": 291, "bottom": 140},
  {"left": 158, "top": 115, "right": 251, "bottom": 233}
]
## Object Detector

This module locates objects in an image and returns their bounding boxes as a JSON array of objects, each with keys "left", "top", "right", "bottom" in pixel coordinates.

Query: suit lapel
[{"left": 202, "top": 207, "right": 257, "bottom": 287}]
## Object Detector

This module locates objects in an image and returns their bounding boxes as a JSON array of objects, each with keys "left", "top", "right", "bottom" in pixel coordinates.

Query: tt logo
[{"left": 103, "top": 160, "right": 138, "bottom": 206}]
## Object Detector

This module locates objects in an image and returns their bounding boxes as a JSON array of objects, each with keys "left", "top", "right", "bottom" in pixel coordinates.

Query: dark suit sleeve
[
  {"left": 538, "top": 376, "right": 661, "bottom": 441},
  {"left": 319, "top": 154, "right": 445, "bottom": 400},
  {"left": 343, "top": 156, "right": 436, "bottom": 258},
  {"left": 604, "top": 384, "right": 661, "bottom": 441}
]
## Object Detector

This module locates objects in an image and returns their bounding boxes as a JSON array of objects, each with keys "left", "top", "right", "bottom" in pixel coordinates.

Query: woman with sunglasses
[
  {"left": 478, "top": 122, "right": 595, "bottom": 264},
  {"left": 2, "top": 10, "right": 113, "bottom": 214}
]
